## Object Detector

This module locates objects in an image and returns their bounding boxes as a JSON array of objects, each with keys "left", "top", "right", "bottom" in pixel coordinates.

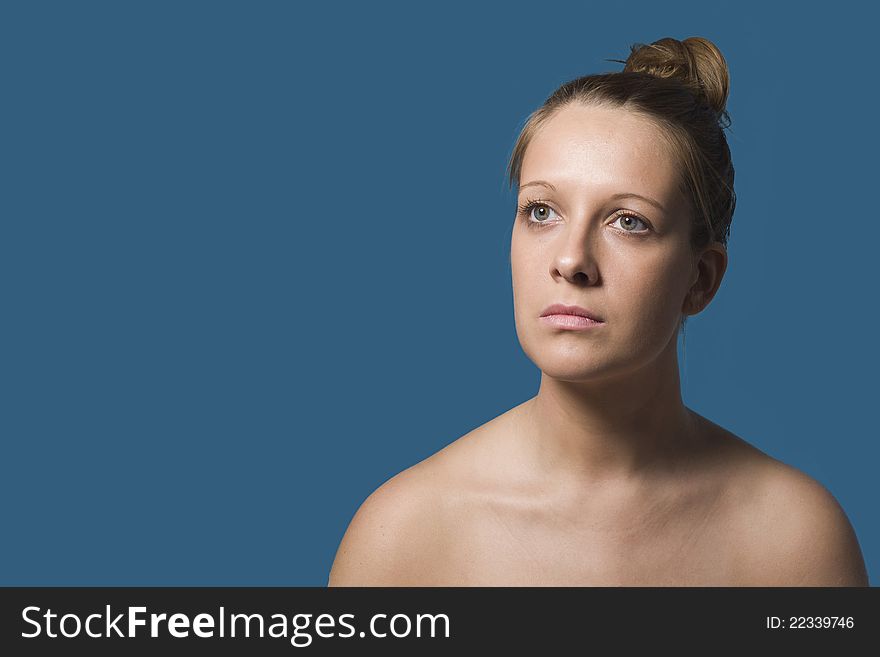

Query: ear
[{"left": 682, "top": 243, "right": 727, "bottom": 315}]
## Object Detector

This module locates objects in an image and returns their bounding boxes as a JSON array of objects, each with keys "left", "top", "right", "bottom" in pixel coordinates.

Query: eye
[
  {"left": 519, "top": 199, "right": 652, "bottom": 235},
  {"left": 517, "top": 199, "right": 558, "bottom": 226},
  {"left": 610, "top": 211, "right": 650, "bottom": 234}
]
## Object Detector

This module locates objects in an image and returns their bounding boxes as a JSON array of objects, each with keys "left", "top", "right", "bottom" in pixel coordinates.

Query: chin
[
  {"left": 522, "top": 344, "right": 615, "bottom": 382},
  {"left": 539, "top": 364, "right": 615, "bottom": 383}
]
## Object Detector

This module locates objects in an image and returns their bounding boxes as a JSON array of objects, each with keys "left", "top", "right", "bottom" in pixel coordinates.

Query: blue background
[{"left": 2, "top": 0, "right": 877, "bottom": 585}]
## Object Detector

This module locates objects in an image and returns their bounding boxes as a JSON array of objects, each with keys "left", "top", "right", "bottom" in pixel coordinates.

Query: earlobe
[
  {"left": 682, "top": 262, "right": 701, "bottom": 315},
  {"left": 685, "top": 276, "right": 714, "bottom": 315},
  {"left": 682, "top": 290, "right": 698, "bottom": 315},
  {"left": 684, "top": 244, "right": 726, "bottom": 316}
]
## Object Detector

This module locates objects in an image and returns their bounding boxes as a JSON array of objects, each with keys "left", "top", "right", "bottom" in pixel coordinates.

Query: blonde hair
[{"left": 507, "top": 36, "right": 736, "bottom": 252}]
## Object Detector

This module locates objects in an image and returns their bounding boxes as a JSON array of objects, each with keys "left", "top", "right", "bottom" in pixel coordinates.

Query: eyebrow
[{"left": 519, "top": 180, "right": 667, "bottom": 213}]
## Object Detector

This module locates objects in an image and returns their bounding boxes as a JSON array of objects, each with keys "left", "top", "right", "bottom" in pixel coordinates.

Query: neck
[{"left": 520, "top": 334, "right": 699, "bottom": 488}]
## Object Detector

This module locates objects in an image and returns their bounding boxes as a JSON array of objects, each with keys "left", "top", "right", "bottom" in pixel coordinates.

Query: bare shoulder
[
  {"left": 731, "top": 455, "right": 869, "bottom": 586},
  {"left": 326, "top": 403, "right": 517, "bottom": 587},
  {"left": 327, "top": 458, "right": 452, "bottom": 587}
]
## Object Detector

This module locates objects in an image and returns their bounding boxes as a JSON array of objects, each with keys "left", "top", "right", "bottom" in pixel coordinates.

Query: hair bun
[{"left": 623, "top": 36, "right": 730, "bottom": 123}]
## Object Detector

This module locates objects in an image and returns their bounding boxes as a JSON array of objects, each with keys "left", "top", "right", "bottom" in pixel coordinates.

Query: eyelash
[{"left": 516, "top": 198, "right": 651, "bottom": 235}]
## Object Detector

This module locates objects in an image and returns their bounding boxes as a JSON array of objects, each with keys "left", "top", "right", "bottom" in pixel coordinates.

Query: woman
[{"left": 328, "top": 36, "right": 869, "bottom": 586}]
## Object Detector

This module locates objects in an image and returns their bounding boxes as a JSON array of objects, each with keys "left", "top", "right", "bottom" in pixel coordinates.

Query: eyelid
[
  {"left": 609, "top": 212, "right": 651, "bottom": 234},
  {"left": 517, "top": 197, "right": 653, "bottom": 233}
]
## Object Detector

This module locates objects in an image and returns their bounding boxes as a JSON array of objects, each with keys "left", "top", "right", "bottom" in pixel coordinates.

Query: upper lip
[{"left": 540, "top": 304, "right": 604, "bottom": 322}]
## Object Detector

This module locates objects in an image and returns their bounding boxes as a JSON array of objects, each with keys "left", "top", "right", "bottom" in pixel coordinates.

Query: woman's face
[{"left": 511, "top": 103, "right": 698, "bottom": 382}]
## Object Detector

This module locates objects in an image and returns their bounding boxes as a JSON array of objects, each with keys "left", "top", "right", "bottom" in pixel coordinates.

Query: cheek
[
  {"left": 510, "top": 230, "right": 534, "bottom": 293},
  {"left": 510, "top": 236, "right": 542, "bottom": 331},
  {"left": 612, "top": 251, "right": 690, "bottom": 331}
]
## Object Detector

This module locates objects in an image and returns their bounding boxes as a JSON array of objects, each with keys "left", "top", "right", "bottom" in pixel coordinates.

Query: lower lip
[{"left": 539, "top": 314, "right": 604, "bottom": 330}]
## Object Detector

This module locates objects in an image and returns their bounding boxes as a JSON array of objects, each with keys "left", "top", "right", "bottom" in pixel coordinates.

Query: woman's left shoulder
[{"left": 728, "top": 450, "right": 869, "bottom": 586}]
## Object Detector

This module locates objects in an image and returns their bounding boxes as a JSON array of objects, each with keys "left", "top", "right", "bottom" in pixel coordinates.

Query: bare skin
[
  {"left": 329, "top": 403, "right": 868, "bottom": 586},
  {"left": 328, "top": 103, "right": 869, "bottom": 587}
]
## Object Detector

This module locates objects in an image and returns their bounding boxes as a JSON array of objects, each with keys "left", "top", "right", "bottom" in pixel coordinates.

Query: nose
[{"left": 551, "top": 222, "right": 600, "bottom": 285}]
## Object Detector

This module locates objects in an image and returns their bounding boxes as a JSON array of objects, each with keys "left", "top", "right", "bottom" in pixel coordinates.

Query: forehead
[{"left": 521, "top": 103, "right": 680, "bottom": 200}]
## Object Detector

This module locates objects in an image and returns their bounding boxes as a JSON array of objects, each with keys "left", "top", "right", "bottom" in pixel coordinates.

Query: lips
[{"left": 539, "top": 303, "right": 603, "bottom": 322}]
